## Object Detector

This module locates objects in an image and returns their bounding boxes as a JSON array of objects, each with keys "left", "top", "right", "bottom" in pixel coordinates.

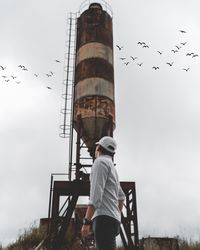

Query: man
[{"left": 81, "top": 136, "right": 126, "bottom": 250}]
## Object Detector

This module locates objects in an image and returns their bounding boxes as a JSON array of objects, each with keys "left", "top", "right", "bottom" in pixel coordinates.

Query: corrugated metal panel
[{"left": 76, "top": 42, "right": 113, "bottom": 65}]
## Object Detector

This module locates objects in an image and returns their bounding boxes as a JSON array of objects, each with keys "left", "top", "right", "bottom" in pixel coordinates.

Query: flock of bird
[
  {"left": 116, "top": 30, "right": 199, "bottom": 72},
  {"left": 0, "top": 59, "right": 62, "bottom": 89}
]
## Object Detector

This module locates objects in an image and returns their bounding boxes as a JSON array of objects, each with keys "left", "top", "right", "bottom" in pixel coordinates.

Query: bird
[
  {"left": 46, "top": 86, "right": 52, "bottom": 89},
  {"left": 175, "top": 45, "right": 181, "bottom": 50},
  {"left": 1, "top": 75, "right": 7, "bottom": 78},
  {"left": 182, "top": 68, "right": 190, "bottom": 71},
  {"left": 11, "top": 75, "right": 17, "bottom": 79},
  {"left": 34, "top": 74, "right": 39, "bottom": 77},
  {"left": 120, "top": 57, "right": 126, "bottom": 60},
  {"left": 157, "top": 51, "right": 163, "bottom": 55},
  {"left": 179, "top": 30, "right": 186, "bottom": 33},
  {"left": 172, "top": 49, "right": 178, "bottom": 53},
  {"left": 22, "top": 67, "right": 28, "bottom": 71},
  {"left": 166, "top": 62, "right": 174, "bottom": 66},
  {"left": 186, "top": 53, "right": 194, "bottom": 56},
  {"left": 192, "top": 54, "right": 199, "bottom": 58},
  {"left": 18, "top": 65, "right": 25, "bottom": 68},
  {"left": 50, "top": 71, "right": 54, "bottom": 75},
  {"left": 152, "top": 66, "right": 159, "bottom": 70},
  {"left": 137, "top": 63, "right": 143, "bottom": 66},
  {"left": 5, "top": 79, "right": 10, "bottom": 82},
  {"left": 46, "top": 73, "right": 52, "bottom": 77},
  {"left": 0, "top": 65, "right": 6, "bottom": 70},
  {"left": 55, "top": 59, "right": 61, "bottom": 63},
  {"left": 143, "top": 45, "right": 149, "bottom": 48},
  {"left": 137, "top": 41, "right": 146, "bottom": 45},
  {"left": 116, "top": 45, "right": 123, "bottom": 50},
  {"left": 124, "top": 62, "right": 130, "bottom": 66},
  {"left": 180, "top": 42, "right": 187, "bottom": 46},
  {"left": 130, "top": 56, "right": 137, "bottom": 60}
]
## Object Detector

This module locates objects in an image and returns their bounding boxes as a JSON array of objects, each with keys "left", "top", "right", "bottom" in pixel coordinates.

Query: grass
[{"left": 4, "top": 224, "right": 200, "bottom": 250}]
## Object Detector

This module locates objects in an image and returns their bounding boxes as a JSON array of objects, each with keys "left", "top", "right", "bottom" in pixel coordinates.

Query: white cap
[{"left": 95, "top": 136, "right": 117, "bottom": 154}]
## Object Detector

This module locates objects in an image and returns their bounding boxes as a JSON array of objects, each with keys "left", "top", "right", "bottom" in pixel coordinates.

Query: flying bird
[
  {"left": 186, "top": 52, "right": 194, "bottom": 56},
  {"left": 34, "top": 74, "right": 39, "bottom": 77},
  {"left": 192, "top": 54, "right": 199, "bottom": 58},
  {"left": 176, "top": 45, "right": 181, "bottom": 50},
  {"left": 179, "top": 30, "right": 186, "bottom": 33},
  {"left": 1, "top": 75, "right": 7, "bottom": 78},
  {"left": 11, "top": 75, "right": 17, "bottom": 79},
  {"left": 22, "top": 67, "right": 28, "bottom": 71},
  {"left": 124, "top": 62, "right": 130, "bottom": 66},
  {"left": 166, "top": 62, "right": 174, "bottom": 66},
  {"left": 157, "top": 51, "right": 163, "bottom": 55},
  {"left": 46, "top": 74, "right": 52, "bottom": 77},
  {"left": 143, "top": 45, "right": 149, "bottom": 48},
  {"left": 46, "top": 86, "right": 52, "bottom": 89},
  {"left": 152, "top": 66, "right": 159, "bottom": 70},
  {"left": 180, "top": 42, "right": 187, "bottom": 46},
  {"left": 172, "top": 49, "right": 178, "bottom": 53},
  {"left": 182, "top": 68, "right": 190, "bottom": 71},
  {"left": 5, "top": 79, "right": 10, "bottom": 82},
  {"left": 130, "top": 56, "right": 137, "bottom": 60},
  {"left": 0, "top": 65, "right": 6, "bottom": 70},
  {"left": 50, "top": 71, "right": 54, "bottom": 75},
  {"left": 116, "top": 45, "right": 123, "bottom": 50},
  {"left": 55, "top": 60, "right": 61, "bottom": 63},
  {"left": 120, "top": 57, "right": 126, "bottom": 60},
  {"left": 137, "top": 41, "right": 146, "bottom": 45},
  {"left": 137, "top": 63, "right": 143, "bottom": 66}
]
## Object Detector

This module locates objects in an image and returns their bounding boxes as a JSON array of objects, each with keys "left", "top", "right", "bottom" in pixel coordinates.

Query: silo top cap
[
  {"left": 89, "top": 3, "right": 103, "bottom": 10},
  {"left": 96, "top": 136, "right": 117, "bottom": 154}
]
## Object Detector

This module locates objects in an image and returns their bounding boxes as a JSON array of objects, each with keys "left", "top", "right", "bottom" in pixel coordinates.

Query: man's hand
[{"left": 81, "top": 225, "right": 92, "bottom": 238}]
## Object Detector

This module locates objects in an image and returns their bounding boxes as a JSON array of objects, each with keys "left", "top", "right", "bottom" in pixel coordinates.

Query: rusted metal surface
[
  {"left": 140, "top": 237, "right": 179, "bottom": 250},
  {"left": 75, "top": 58, "right": 114, "bottom": 83},
  {"left": 75, "top": 78, "right": 114, "bottom": 101},
  {"left": 74, "top": 96, "right": 115, "bottom": 118},
  {"left": 76, "top": 6, "right": 113, "bottom": 48},
  {"left": 47, "top": 180, "right": 138, "bottom": 249},
  {"left": 74, "top": 3, "right": 115, "bottom": 157},
  {"left": 76, "top": 42, "right": 113, "bottom": 65}
]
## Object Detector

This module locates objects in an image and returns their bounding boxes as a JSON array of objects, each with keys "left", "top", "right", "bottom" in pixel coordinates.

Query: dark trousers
[{"left": 92, "top": 215, "right": 120, "bottom": 250}]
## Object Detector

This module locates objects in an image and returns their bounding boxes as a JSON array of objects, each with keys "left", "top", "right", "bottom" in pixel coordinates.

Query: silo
[{"left": 74, "top": 1, "right": 115, "bottom": 157}]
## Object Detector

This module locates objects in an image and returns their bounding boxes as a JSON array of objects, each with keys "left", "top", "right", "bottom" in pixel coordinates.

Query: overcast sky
[{"left": 1, "top": 0, "right": 200, "bottom": 247}]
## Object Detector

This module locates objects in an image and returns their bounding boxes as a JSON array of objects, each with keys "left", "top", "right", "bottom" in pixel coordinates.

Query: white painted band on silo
[
  {"left": 75, "top": 77, "right": 114, "bottom": 101},
  {"left": 76, "top": 42, "right": 113, "bottom": 65}
]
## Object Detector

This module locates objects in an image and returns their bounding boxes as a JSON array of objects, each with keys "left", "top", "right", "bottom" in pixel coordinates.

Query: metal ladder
[
  {"left": 34, "top": 13, "right": 77, "bottom": 250},
  {"left": 59, "top": 12, "right": 77, "bottom": 181}
]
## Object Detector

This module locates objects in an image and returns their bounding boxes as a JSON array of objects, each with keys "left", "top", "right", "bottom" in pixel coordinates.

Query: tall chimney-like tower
[{"left": 74, "top": 2, "right": 115, "bottom": 157}]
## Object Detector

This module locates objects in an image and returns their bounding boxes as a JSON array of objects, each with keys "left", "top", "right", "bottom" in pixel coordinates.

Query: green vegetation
[
  {"left": 178, "top": 238, "right": 200, "bottom": 250},
  {"left": 5, "top": 224, "right": 200, "bottom": 250},
  {"left": 7, "top": 223, "right": 45, "bottom": 250}
]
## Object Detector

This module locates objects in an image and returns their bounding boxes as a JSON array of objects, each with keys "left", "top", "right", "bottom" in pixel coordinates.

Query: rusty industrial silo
[
  {"left": 35, "top": 2, "right": 139, "bottom": 250},
  {"left": 74, "top": 2, "right": 115, "bottom": 157}
]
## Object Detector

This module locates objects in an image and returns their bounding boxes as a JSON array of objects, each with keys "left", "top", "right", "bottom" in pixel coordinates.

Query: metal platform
[{"left": 45, "top": 180, "right": 139, "bottom": 250}]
